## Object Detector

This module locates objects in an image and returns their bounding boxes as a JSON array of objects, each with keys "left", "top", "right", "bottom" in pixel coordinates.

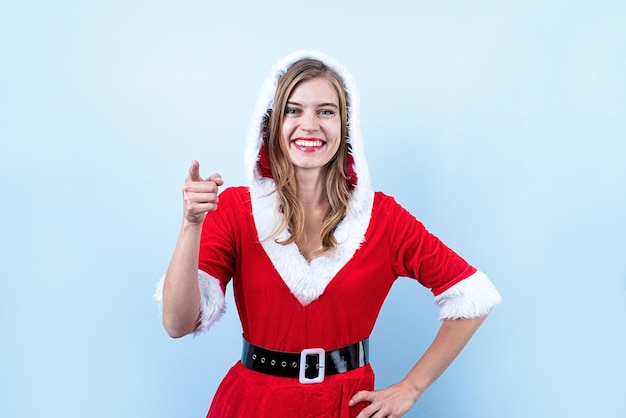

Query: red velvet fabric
[
  {"left": 206, "top": 363, "right": 373, "bottom": 417},
  {"left": 198, "top": 187, "right": 476, "bottom": 416}
]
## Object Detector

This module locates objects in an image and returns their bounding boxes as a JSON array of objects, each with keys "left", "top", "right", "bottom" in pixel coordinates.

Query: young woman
[{"left": 156, "top": 50, "right": 502, "bottom": 418}]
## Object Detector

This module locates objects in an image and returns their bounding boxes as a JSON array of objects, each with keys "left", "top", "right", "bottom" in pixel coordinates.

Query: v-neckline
[{"left": 249, "top": 179, "right": 374, "bottom": 306}]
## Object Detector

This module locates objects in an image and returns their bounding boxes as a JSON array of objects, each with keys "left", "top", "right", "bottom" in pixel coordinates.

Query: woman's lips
[{"left": 291, "top": 138, "right": 326, "bottom": 152}]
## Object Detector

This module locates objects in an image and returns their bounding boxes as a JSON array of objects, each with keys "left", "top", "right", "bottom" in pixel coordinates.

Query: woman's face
[{"left": 281, "top": 77, "right": 342, "bottom": 175}]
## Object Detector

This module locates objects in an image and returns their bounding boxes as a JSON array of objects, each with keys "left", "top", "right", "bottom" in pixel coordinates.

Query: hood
[
  {"left": 244, "top": 50, "right": 375, "bottom": 306},
  {"left": 244, "top": 50, "right": 372, "bottom": 200}
]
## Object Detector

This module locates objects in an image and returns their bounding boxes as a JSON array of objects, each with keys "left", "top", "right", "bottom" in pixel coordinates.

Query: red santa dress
[{"left": 155, "top": 50, "right": 502, "bottom": 418}]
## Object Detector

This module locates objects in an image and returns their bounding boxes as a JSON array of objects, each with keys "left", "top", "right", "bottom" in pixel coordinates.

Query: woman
[{"left": 156, "top": 50, "right": 502, "bottom": 417}]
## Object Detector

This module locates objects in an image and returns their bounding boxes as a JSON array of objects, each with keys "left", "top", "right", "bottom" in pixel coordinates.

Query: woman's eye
[
  {"left": 285, "top": 108, "right": 299, "bottom": 115},
  {"left": 319, "top": 109, "right": 335, "bottom": 116}
]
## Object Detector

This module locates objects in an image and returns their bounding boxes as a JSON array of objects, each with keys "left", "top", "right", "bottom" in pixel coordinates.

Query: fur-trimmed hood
[
  {"left": 245, "top": 50, "right": 375, "bottom": 306},
  {"left": 244, "top": 50, "right": 372, "bottom": 199}
]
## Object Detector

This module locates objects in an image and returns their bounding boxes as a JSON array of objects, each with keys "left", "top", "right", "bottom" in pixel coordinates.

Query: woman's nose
[{"left": 300, "top": 111, "right": 319, "bottom": 130}]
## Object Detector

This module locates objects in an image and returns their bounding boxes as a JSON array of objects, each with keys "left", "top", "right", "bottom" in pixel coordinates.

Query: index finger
[{"left": 207, "top": 173, "right": 224, "bottom": 186}]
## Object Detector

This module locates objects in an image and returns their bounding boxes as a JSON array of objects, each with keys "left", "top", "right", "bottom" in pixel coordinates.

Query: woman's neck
[{"left": 294, "top": 169, "right": 328, "bottom": 207}]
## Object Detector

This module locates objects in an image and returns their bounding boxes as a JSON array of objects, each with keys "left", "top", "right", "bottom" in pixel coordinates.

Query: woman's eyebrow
[{"left": 286, "top": 100, "right": 338, "bottom": 108}]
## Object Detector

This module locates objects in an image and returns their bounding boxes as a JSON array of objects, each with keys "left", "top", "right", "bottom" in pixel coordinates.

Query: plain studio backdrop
[{"left": 1, "top": 1, "right": 625, "bottom": 417}]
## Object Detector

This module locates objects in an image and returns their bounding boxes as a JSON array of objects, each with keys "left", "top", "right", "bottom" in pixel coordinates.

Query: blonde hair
[{"left": 263, "top": 58, "right": 353, "bottom": 258}]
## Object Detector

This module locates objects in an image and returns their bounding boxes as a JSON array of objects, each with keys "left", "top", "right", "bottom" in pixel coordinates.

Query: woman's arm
[
  {"left": 351, "top": 316, "right": 487, "bottom": 418},
  {"left": 161, "top": 161, "right": 223, "bottom": 338}
]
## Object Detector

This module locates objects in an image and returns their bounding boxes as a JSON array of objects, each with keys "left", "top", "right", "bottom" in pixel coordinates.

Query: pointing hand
[{"left": 182, "top": 160, "right": 224, "bottom": 224}]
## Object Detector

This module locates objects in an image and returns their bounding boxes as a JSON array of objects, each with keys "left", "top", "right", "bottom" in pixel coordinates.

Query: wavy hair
[{"left": 263, "top": 58, "right": 353, "bottom": 258}]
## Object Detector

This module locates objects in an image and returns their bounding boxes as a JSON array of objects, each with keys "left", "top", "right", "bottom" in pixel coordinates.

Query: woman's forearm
[
  {"left": 402, "top": 316, "right": 488, "bottom": 396},
  {"left": 162, "top": 221, "right": 204, "bottom": 338},
  {"left": 350, "top": 316, "right": 489, "bottom": 417}
]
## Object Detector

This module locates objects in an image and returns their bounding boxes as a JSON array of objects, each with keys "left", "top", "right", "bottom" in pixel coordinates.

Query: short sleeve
[
  {"left": 386, "top": 196, "right": 475, "bottom": 295},
  {"left": 198, "top": 187, "right": 241, "bottom": 289},
  {"left": 384, "top": 195, "right": 501, "bottom": 318}
]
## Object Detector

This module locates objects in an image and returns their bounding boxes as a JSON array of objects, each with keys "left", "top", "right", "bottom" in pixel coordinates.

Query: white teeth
[{"left": 294, "top": 140, "right": 324, "bottom": 147}]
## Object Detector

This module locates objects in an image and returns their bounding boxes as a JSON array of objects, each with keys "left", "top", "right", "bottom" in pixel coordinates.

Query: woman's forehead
[{"left": 288, "top": 77, "right": 340, "bottom": 105}]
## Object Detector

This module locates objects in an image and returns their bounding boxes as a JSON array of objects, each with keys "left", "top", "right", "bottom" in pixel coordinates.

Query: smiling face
[{"left": 281, "top": 77, "right": 342, "bottom": 175}]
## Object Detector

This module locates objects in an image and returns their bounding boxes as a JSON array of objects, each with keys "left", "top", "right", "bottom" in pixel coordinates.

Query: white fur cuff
[
  {"left": 153, "top": 270, "right": 226, "bottom": 335},
  {"left": 434, "top": 271, "right": 502, "bottom": 320}
]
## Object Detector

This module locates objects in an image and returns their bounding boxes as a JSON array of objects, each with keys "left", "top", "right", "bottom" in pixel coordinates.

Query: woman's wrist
[
  {"left": 399, "top": 376, "right": 426, "bottom": 403},
  {"left": 181, "top": 218, "right": 205, "bottom": 231}
]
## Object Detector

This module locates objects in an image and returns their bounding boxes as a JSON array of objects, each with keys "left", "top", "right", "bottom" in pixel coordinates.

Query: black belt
[{"left": 241, "top": 337, "right": 369, "bottom": 384}]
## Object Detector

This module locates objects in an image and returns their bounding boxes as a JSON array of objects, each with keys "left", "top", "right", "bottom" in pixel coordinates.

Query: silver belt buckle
[{"left": 299, "top": 348, "right": 325, "bottom": 384}]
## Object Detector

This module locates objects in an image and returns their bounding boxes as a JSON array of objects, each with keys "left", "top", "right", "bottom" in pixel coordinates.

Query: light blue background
[{"left": 1, "top": 1, "right": 625, "bottom": 417}]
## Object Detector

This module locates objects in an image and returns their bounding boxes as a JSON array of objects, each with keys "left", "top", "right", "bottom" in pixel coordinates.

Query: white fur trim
[
  {"left": 153, "top": 270, "right": 226, "bottom": 335},
  {"left": 250, "top": 179, "right": 374, "bottom": 306},
  {"left": 434, "top": 271, "right": 502, "bottom": 320},
  {"left": 245, "top": 50, "right": 375, "bottom": 306},
  {"left": 244, "top": 50, "right": 372, "bottom": 200}
]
